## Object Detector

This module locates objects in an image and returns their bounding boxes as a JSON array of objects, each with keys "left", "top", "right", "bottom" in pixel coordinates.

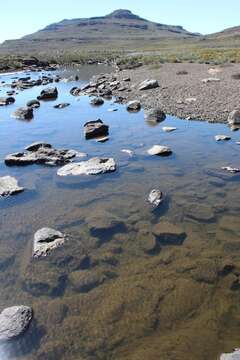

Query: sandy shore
[{"left": 111, "top": 62, "right": 240, "bottom": 123}]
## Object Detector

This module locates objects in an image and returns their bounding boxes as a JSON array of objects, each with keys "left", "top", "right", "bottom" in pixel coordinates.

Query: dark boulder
[{"left": 84, "top": 119, "right": 109, "bottom": 140}]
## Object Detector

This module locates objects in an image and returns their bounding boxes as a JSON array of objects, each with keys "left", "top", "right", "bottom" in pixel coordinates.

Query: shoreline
[{"left": 106, "top": 62, "right": 240, "bottom": 124}]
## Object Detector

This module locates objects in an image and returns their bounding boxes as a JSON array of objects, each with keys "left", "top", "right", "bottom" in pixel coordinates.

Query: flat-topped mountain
[{"left": 0, "top": 9, "right": 200, "bottom": 53}]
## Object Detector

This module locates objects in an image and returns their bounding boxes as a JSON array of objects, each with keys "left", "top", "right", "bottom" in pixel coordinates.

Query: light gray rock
[
  {"left": 0, "top": 306, "right": 33, "bottom": 342},
  {"left": 147, "top": 145, "right": 172, "bottom": 156},
  {"left": 139, "top": 79, "right": 159, "bottom": 90},
  {"left": 33, "top": 227, "right": 65, "bottom": 258},
  {"left": 148, "top": 189, "right": 163, "bottom": 207},
  {"left": 215, "top": 135, "right": 231, "bottom": 141},
  {"left": 57, "top": 157, "right": 116, "bottom": 176},
  {"left": 228, "top": 110, "right": 240, "bottom": 125},
  {"left": 144, "top": 108, "right": 166, "bottom": 123},
  {"left": 220, "top": 349, "right": 240, "bottom": 360},
  {"left": 202, "top": 78, "right": 221, "bottom": 83},
  {"left": 0, "top": 176, "right": 24, "bottom": 197},
  {"left": 126, "top": 100, "right": 141, "bottom": 112},
  {"left": 11, "top": 107, "right": 33, "bottom": 120},
  {"left": 222, "top": 166, "right": 240, "bottom": 173},
  {"left": 162, "top": 127, "right": 177, "bottom": 132}
]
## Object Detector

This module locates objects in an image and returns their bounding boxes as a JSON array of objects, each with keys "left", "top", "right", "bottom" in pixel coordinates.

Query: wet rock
[
  {"left": 53, "top": 103, "right": 70, "bottom": 109},
  {"left": 11, "top": 107, "right": 33, "bottom": 120},
  {"left": 90, "top": 97, "right": 104, "bottom": 106},
  {"left": 162, "top": 127, "right": 177, "bottom": 132},
  {"left": 147, "top": 145, "right": 172, "bottom": 156},
  {"left": 152, "top": 221, "right": 186, "bottom": 245},
  {"left": 5, "top": 144, "right": 77, "bottom": 166},
  {"left": 148, "top": 189, "right": 163, "bottom": 207},
  {"left": 215, "top": 135, "right": 231, "bottom": 141},
  {"left": 0, "top": 306, "right": 33, "bottom": 342},
  {"left": 95, "top": 136, "right": 109, "bottom": 143},
  {"left": 139, "top": 79, "right": 159, "bottom": 90},
  {"left": 222, "top": 166, "right": 240, "bottom": 174},
  {"left": 57, "top": 157, "right": 116, "bottom": 176},
  {"left": 228, "top": 110, "right": 240, "bottom": 125},
  {"left": 70, "top": 86, "right": 81, "bottom": 96},
  {"left": 25, "top": 142, "right": 51, "bottom": 152},
  {"left": 144, "top": 108, "right": 166, "bottom": 123},
  {"left": 126, "top": 100, "right": 141, "bottom": 112},
  {"left": 37, "top": 87, "right": 58, "bottom": 100},
  {"left": 69, "top": 270, "right": 108, "bottom": 293},
  {"left": 26, "top": 99, "right": 40, "bottom": 109},
  {"left": 0, "top": 176, "right": 24, "bottom": 197},
  {"left": 220, "top": 349, "right": 240, "bottom": 360},
  {"left": 0, "top": 97, "right": 15, "bottom": 106},
  {"left": 33, "top": 227, "right": 66, "bottom": 258},
  {"left": 84, "top": 119, "right": 109, "bottom": 140}
]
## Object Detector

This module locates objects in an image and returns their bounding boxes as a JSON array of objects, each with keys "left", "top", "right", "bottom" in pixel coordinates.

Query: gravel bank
[{"left": 111, "top": 63, "right": 240, "bottom": 123}]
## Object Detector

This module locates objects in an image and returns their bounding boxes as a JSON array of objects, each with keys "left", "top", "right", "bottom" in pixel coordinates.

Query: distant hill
[
  {"left": 208, "top": 25, "right": 240, "bottom": 39},
  {"left": 0, "top": 9, "right": 200, "bottom": 54}
]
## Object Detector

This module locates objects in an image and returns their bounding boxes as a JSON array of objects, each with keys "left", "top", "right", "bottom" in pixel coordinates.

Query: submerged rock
[
  {"left": 139, "top": 79, "right": 159, "bottom": 90},
  {"left": 148, "top": 189, "right": 163, "bottom": 207},
  {"left": 0, "top": 97, "right": 15, "bottom": 106},
  {"left": 144, "top": 108, "right": 166, "bottom": 123},
  {"left": 37, "top": 87, "right": 58, "bottom": 100},
  {"left": 126, "top": 100, "right": 141, "bottom": 112},
  {"left": 0, "top": 306, "right": 33, "bottom": 342},
  {"left": 84, "top": 119, "right": 109, "bottom": 140},
  {"left": 5, "top": 143, "right": 77, "bottom": 166},
  {"left": 69, "top": 270, "right": 108, "bottom": 293},
  {"left": 57, "top": 157, "right": 116, "bottom": 176},
  {"left": 11, "top": 107, "right": 33, "bottom": 120},
  {"left": 147, "top": 145, "right": 172, "bottom": 156},
  {"left": 0, "top": 176, "right": 24, "bottom": 197},
  {"left": 33, "top": 227, "right": 66, "bottom": 258},
  {"left": 153, "top": 221, "right": 186, "bottom": 245},
  {"left": 228, "top": 110, "right": 240, "bottom": 125}
]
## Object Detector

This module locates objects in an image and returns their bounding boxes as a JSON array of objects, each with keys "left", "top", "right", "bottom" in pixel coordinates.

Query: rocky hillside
[{"left": 0, "top": 9, "right": 200, "bottom": 53}]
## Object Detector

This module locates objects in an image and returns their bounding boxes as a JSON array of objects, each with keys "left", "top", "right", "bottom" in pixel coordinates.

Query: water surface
[{"left": 0, "top": 65, "right": 240, "bottom": 360}]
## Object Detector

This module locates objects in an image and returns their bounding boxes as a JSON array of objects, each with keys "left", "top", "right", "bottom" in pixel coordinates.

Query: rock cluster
[{"left": 5, "top": 142, "right": 78, "bottom": 166}]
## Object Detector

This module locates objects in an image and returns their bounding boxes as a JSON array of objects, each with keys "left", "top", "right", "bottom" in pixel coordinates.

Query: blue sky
[{"left": 1, "top": 0, "right": 240, "bottom": 43}]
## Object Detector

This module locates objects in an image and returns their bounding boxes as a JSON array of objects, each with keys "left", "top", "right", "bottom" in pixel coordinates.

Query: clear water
[{"left": 0, "top": 66, "right": 240, "bottom": 360}]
